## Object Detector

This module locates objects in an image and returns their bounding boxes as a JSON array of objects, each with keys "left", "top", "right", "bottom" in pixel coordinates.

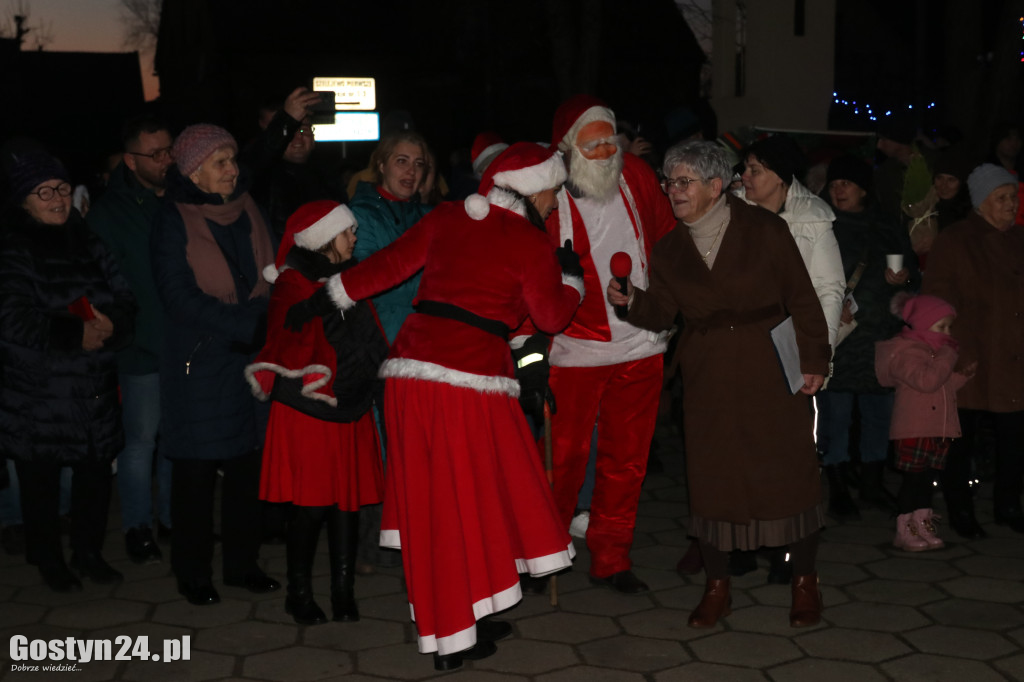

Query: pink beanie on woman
[{"left": 172, "top": 124, "right": 237, "bottom": 177}]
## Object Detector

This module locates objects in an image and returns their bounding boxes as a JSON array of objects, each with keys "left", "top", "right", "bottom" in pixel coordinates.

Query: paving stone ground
[{"left": 2, "top": 423, "right": 1023, "bottom": 681}]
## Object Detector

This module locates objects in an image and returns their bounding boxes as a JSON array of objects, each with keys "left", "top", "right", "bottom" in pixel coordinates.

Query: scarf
[{"left": 177, "top": 192, "right": 275, "bottom": 304}]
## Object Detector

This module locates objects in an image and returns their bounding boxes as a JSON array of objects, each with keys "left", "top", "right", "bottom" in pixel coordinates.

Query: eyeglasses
[
  {"left": 29, "top": 182, "right": 72, "bottom": 201},
  {"left": 661, "top": 176, "right": 706, "bottom": 193},
  {"left": 128, "top": 146, "right": 174, "bottom": 163}
]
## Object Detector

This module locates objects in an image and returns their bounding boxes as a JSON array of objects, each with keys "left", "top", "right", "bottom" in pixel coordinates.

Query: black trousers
[
  {"left": 15, "top": 458, "right": 112, "bottom": 567},
  {"left": 170, "top": 448, "right": 263, "bottom": 584},
  {"left": 944, "top": 409, "right": 1024, "bottom": 512}
]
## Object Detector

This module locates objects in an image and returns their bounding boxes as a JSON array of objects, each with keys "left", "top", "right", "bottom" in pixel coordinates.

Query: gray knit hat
[{"left": 967, "top": 163, "right": 1018, "bottom": 208}]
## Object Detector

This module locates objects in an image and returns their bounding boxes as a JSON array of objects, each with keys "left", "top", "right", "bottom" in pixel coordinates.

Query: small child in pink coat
[{"left": 875, "top": 292, "right": 976, "bottom": 551}]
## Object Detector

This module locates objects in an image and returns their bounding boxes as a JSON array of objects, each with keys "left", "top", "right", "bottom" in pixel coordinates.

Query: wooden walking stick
[{"left": 543, "top": 399, "right": 558, "bottom": 606}]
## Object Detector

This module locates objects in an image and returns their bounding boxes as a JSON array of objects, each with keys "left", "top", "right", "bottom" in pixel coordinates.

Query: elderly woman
[
  {"left": 817, "top": 155, "right": 918, "bottom": 520},
  {"left": 150, "top": 124, "right": 280, "bottom": 605},
  {"left": 608, "top": 140, "right": 830, "bottom": 628},
  {"left": 922, "top": 163, "right": 1024, "bottom": 538},
  {"left": 0, "top": 150, "right": 136, "bottom": 591}
]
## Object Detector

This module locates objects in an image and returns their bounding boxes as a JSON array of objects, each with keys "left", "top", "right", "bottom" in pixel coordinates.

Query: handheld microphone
[{"left": 610, "top": 252, "right": 632, "bottom": 320}]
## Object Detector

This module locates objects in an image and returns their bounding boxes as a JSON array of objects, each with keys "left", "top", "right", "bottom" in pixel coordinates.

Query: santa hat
[
  {"left": 471, "top": 131, "right": 508, "bottom": 177},
  {"left": 263, "top": 200, "right": 357, "bottom": 283},
  {"left": 891, "top": 291, "right": 956, "bottom": 331},
  {"left": 551, "top": 94, "right": 616, "bottom": 152},
  {"left": 463, "top": 142, "right": 566, "bottom": 220}
]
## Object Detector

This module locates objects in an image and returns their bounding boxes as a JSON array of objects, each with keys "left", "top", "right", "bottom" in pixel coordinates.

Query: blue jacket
[
  {"left": 150, "top": 169, "right": 273, "bottom": 460},
  {"left": 349, "top": 181, "right": 431, "bottom": 342}
]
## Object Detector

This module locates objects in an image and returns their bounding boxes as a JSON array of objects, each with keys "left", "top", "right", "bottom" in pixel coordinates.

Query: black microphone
[{"left": 610, "top": 251, "right": 632, "bottom": 320}]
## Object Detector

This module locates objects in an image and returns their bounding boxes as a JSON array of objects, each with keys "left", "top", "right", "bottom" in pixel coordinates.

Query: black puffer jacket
[{"left": 0, "top": 207, "right": 136, "bottom": 463}]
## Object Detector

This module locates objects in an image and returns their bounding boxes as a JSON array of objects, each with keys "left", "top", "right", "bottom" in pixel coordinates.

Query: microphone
[{"left": 610, "top": 252, "right": 632, "bottom": 320}]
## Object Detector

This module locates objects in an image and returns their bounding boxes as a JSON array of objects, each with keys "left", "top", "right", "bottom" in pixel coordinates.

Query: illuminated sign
[
  {"left": 313, "top": 112, "right": 380, "bottom": 142},
  {"left": 312, "top": 77, "right": 376, "bottom": 111}
]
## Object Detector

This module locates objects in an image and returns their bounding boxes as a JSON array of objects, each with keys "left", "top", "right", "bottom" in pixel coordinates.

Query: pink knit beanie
[
  {"left": 892, "top": 292, "right": 956, "bottom": 331},
  {"left": 173, "top": 124, "right": 237, "bottom": 177}
]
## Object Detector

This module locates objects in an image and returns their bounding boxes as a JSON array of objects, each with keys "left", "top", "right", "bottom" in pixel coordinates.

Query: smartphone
[{"left": 310, "top": 91, "right": 336, "bottom": 125}]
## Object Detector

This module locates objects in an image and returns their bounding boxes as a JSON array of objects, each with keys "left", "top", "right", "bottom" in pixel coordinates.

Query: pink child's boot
[
  {"left": 894, "top": 513, "right": 929, "bottom": 551},
  {"left": 912, "top": 508, "right": 945, "bottom": 550}
]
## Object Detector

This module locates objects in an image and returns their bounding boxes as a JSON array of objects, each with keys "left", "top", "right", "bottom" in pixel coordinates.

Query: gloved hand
[
  {"left": 284, "top": 287, "right": 334, "bottom": 332},
  {"left": 512, "top": 333, "right": 555, "bottom": 423},
  {"left": 555, "top": 239, "right": 584, "bottom": 280}
]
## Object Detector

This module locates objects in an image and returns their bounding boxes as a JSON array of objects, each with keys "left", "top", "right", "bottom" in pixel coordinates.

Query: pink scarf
[{"left": 176, "top": 192, "right": 274, "bottom": 304}]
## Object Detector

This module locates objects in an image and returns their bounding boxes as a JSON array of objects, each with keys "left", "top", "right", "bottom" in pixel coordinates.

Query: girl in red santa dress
[
  {"left": 245, "top": 200, "right": 389, "bottom": 626},
  {"left": 287, "top": 142, "right": 585, "bottom": 670}
]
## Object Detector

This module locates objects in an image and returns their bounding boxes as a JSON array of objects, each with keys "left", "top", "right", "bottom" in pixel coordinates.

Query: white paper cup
[{"left": 886, "top": 254, "right": 904, "bottom": 272}]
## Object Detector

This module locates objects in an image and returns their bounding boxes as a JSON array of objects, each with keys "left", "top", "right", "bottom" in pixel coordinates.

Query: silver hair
[{"left": 662, "top": 140, "right": 733, "bottom": 187}]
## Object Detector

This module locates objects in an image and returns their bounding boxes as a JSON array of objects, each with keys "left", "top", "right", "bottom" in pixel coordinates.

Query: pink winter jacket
[{"left": 875, "top": 336, "right": 969, "bottom": 440}]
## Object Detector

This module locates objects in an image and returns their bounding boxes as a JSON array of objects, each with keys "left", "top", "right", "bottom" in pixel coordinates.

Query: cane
[{"left": 543, "top": 399, "right": 559, "bottom": 606}]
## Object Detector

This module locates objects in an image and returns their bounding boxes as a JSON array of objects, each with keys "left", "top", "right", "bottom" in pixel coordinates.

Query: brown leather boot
[
  {"left": 688, "top": 577, "right": 731, "bottom": 628},
  {"left": 790, "top": 572, "right": 823, "bottom": 627}
]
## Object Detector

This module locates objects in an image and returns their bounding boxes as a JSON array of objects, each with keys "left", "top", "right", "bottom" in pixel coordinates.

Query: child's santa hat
[
  {"left": 550, "top": 94, "right": 616, "bottom": 153},
  {"left": 470, "top": 131, "right": 508, "bottom": 177},
  {"left": 263, "top": 200, "right": 357, "bottom": 283},
  {"left": 463, "top": 142, "right": 567, "bottom": 220}
]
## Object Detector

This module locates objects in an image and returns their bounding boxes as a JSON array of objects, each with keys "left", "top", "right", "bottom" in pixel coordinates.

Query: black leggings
[
  {"left": 699, "top": 531, "right": 820, "bottom": 580},
  {"left": 897, "top": 469, "right": 937, "bottom": 514}
]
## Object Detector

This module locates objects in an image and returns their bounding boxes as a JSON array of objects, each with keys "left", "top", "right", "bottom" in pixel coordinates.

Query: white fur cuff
[
  {"left": 562, "top": 273, "right": 585, "bottom": 301},
  {"left": 325, "top": 274, "right": 356, "bottom": 311}
]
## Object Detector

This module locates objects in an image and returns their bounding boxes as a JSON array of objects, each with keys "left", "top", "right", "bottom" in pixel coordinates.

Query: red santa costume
[
  {"left": 246, "top": 201, "right": 386, "bottom": 510},
  {"left": 320, "top": 144, "right": 583, "bottom": 657},
  {"left": 537, "top": 95, "right": 676, "bottom": 584}
]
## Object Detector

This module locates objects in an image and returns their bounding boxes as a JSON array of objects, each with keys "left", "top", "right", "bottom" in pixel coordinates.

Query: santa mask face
[{"left": 568, "top": 121, "right": 623, "bottom": 202}]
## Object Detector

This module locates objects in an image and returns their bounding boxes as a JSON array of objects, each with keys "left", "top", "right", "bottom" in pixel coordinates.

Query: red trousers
[{"left": 544, "top": 354, "right": 662, "bottom": 577}]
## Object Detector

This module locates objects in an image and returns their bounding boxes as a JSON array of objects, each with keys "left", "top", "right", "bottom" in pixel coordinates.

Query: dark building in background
[
  {"left": 0, "top": 38, "right": 145, "bottom": 182},
  {"left": 154, "top": 0, "right": 705, "bottom": 169}
]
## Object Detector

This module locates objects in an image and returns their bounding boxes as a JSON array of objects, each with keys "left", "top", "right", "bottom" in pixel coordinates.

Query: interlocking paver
[
  {"left": 881, "top": 653, "right": 1012, "bottom": 682},
  {"left": 2, "top": 424, "right": 1022, "bottom": 681},
  {"left": 793, "top": 627, "right": 912, "bottom": 662},
  {"left": 577, "top": 634, "right": 689, "bottom": 671},
  {"left": 939, "top": 575, "right": 1024, "bottom": 603},
  {"left": 242, "top": 645, "right": 352, "bottom": 681}
]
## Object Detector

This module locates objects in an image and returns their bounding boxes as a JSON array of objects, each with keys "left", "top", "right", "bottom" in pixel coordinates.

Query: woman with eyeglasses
[
  {"left": 608, "top": 140, "right": 830, "bottom": 629},
  {"left": 0, "top": 149, "right": 136, "bottom": 592}
]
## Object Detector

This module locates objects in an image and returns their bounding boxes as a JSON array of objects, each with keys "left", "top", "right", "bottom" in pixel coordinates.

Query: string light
[
  {"left": 1020, "top": 17, "right": 1023, "bottom": 62},
  {"left": 831, "top": 92, "right": 936, "bottom": 122}
]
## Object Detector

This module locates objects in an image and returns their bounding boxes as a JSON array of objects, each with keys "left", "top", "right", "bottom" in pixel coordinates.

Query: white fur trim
[
  {"left": 514, "top": 541, "right": 576, "bottom": 577},
  {"left": 509, "top": 335, "right": 529, "bottom": 350},
  {"left": 294, "top": 204, "right": 357, "bottom": 250},
  {"left": 379, "top": 358, "right": 520, "bottom": 396},
  {"left": 416, "top": 582, "right": 524, "bottom": 655},
  {"left": 472, "top": 142, "right": 508, "bottom": 176},
  {"left": 243, "top": 362, "right": 336, "bottom": 406},
  {"left": 379, "top": 529, "right": 401, "bottom": 550},
  {"left": 562, "top": 273, "right": 585, "bottom": 301},
  {"left": 491, "top": 153, "right": 567, "bottom": 196},
  {"left": 465, "top": 193, "right": 490, "bottom": 220},
  {"left": 559, "top": 105, "right": 616, "bottom": 152},
  {"left": 325, "top": 274, "right": 356, "bottom": 311},
  {"left": 486, "top": 187, "right": 526, "bottom": 217},
  {"left": 262, "top": 263, "right": 279, "bottom": 284}
]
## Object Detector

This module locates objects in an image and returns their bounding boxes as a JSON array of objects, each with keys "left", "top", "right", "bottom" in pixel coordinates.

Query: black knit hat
[
  {"left": 7, "top": 149, "right": 70, "bottom": 203},
  {"left": 826, "top": 155, "right": 873, "bottom": 192},
  {"left": 743, "top": 135, "right": 806, "bottom": 186}
]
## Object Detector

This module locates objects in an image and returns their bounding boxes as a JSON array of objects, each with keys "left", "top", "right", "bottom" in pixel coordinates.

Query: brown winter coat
[
  {"left": 921, "top": 212, "right": 1024, "bottom": 413},
  {"left": 628, "top": 196, "right": 830, "bottom": 524}
]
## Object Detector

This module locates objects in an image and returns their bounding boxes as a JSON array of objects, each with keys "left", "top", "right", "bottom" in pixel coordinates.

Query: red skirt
[
  {"left": 260, "top": 403, "right": 383, "bottom": 510},
  {"left": 380, "top": 377, "right": 574, "bottom": 656}
]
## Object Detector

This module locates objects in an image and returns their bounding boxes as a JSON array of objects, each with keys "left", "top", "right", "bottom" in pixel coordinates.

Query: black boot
[
  {"left": 284, "top": 506, "right": 328, "bottom": 625},
  {"left": 825, "top": 465, "right": 861, "bottom": 521},
  {"left": 859, "top": 461, "right": 897, "bottom": 512},
  {"left": 765, "top": 547, "right": 793, "bottom": 585},
  {"left": 327, "top": 508, "right": 360, "bottom": 622}
]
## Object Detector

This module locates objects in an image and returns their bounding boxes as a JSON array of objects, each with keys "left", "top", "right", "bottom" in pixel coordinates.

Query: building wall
[{"left": 711, "top": 0, "right": 836, "bottom": 132}]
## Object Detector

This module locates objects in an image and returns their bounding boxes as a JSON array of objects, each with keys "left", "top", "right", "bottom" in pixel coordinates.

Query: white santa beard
[{"left": 567, "top": 147, "right": 623, "bottom": 203}]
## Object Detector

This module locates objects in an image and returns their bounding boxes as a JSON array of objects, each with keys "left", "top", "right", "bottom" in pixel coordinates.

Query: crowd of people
[{"left": 0, "top": 86, "right": 1022, "bottom": 671}]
